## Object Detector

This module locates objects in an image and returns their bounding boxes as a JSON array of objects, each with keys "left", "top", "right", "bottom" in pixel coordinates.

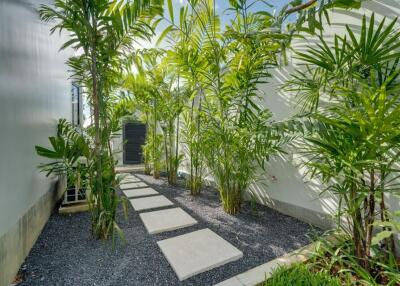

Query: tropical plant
[
  {"left": 162, "top": 0, "right": 286, "bottom": 213},
  {"left": 372, "top": 209, "right": 400, "bottom": 272},
  {"left": 124, "top": 67, "right": 162, "bottom": 178},
  {"left": 142, "top": 130, "right": 164, "bottom": 177},
  {"left": 181, "top": 106, "right": 206, "bottom": 195},
  {"left": 161, "top": 1, "right": 210, "bottom": 195},
  {"left": 39, "top": 0, "right": 163, "bottom": 239},
  {"left": 125, "top": 49, "right": 185, "bottom": 185},
  {"left": 154, "top": 58, "right": 186, "bottom": 185},
  {"left": 286, "top": 14, "right": 400, "bottom": 268},
  {"left": 372, "top": 211, "right": 400, "bottom": 247},
  {"left": 35, "top": 119, "right": 90, "bottom": 193},
  {"left": 310, "top": 233, "right": 400, "bottom": 285}
]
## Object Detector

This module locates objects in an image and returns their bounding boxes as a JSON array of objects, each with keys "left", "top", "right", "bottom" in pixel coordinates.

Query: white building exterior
[{"left": 0, "top": 1, "right": 72, "bottom": 285}]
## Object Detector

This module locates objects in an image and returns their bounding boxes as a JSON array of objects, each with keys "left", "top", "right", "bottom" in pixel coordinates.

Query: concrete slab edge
[{"left": 59, "top": 202, "right": 89, "bottom": 214}]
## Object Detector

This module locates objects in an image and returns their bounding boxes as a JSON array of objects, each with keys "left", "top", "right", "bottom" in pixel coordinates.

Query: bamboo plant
[
  {"left": 163, "top": 3, "right": 208, "bottom": 195},
  {"left": 125, "top": 49, "right": 185, "bottom": 185},
  {"left": 162, "top": 0, "right": 286, "bottom": 213},
  {"left": 39, "top": 0, "right": 162, "bottom": 239}
]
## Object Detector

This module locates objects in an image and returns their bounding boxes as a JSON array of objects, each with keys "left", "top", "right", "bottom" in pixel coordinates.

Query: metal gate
[{"left": 123, "top": 122, "right": 146, "bottom": 164}]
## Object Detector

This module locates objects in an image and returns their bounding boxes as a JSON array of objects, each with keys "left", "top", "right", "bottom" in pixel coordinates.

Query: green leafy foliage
[
  {"left": 181, "top": 105, "right": 206, "bottom": 195},
  {"left": 264, "top": 262, "right": 341, "bottom": 286},
  {"left": 279, "top": 0, "right": 367, "bottom": 35},
  {"left": 372, "top": 211, "right": 400, "bottom": 246},
  {"left": 287, "top": 14, "right": 400, "bottom": 270},
  {"left": 161, "top": 0, "right": 286, "bottom": 213},
  {"left": 35, "top": 119, "right": 90, "bottom": 189},
  {"left": 124, "top": 49, "right": 186, "bottom": 184},
  {"left": 309, "top": 233, "right": 400, "bottom": 285}
]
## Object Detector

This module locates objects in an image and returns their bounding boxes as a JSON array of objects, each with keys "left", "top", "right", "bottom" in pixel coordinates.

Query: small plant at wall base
[{"left": 286, "top": 14, "right": 400, "bottom": 280}]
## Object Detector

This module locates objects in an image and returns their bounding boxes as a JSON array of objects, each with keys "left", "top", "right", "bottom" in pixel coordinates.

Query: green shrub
[
  {"left": 311, "top": 233, "right": 400, "bottom": 285},
  {"left": 264, "top": 263, "right": 341, "bottom": 286}
]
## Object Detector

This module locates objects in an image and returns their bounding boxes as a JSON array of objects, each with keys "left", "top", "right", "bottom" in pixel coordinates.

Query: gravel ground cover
[{"left": 17, "top": 173, "right": 316, "bottom": 286}]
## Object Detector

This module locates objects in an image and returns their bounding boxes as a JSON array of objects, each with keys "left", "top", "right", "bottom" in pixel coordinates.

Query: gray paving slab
[
  {"left": 120, "top": 182, "right": 147, "bottom": 190},
  {"left": 116, "top": 172, "right": 131, "bottom": 177},
  {"left": 129, "top": 195, "right": 174, "bottom": 211},
  {"left": 116, "top": 173, "right": 130, "bottom": 180},
  {"left": 120, "top": 178, "right": 141, "bottom": 185},
  {"left": 157, "top": 228, "right": 243, "bottom": 281},
  {"left": 123, "top": 174, "right": 139, "bottom": 179},
  {"left": 123, "top": 187, "right": 159, "bottom": 198},
  {"left": 139, "top": 208, "right": 197, "bottom": 234}
]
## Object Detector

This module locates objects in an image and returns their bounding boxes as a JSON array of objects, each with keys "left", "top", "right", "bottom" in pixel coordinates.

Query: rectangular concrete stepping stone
[
  {"left": 117, "top": 172, "right": 131, "bottom": 177},
  {"left": 121, "top": 174, "right": 140, "bottom": 180},
  {"left": 123, "top": 187, "right": 159, "bottom": 198},
  {"left": 116, "top": 173, "right": 134, "bottom": 179},
  {"left": 129, "top": 195, "right": 174, "bottom": 211},
  {"left": 139, "top": 208, "right": 197, "bottom": 234},
  {"left": 157, "top": 228, "right": 243, "bottom": 281},
  {"left": 120, "top": 177, "right": 141, "bottom": 184},
  {"left": 119, "top": 175, "right": 141, "bottom": 183},
  {"left": 120, "top": 182, "right": 147, "bottom": 190}
]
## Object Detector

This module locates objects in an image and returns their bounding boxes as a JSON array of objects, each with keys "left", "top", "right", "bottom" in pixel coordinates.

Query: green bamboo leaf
[
  {"left": 167, "top": 0, "right": 174, "bottom": 23},
  {"left": 156, "top": 25, "right": 173, "bottom": 46},
  {"left": 371, "top": 230, "right": 393, "bottom": 246}
]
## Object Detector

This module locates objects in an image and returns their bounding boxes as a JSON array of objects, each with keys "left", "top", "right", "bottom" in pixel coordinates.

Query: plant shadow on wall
[
  {"left": 284, "top": 13, "right": 400, "bottom": 284},
  {"left": 246, "top": 151, "right": 339, "bottom": 225},
  {"left": 36, "top": 0, "right": 163, "bottom": 241}
]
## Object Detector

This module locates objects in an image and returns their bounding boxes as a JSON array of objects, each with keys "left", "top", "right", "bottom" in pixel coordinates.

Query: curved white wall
[
  {"left": 0, "top": 2, "right": 72, "bottom": 284},
  {"left": 0, "top": 0, "right": 71, "bottom": 238}
]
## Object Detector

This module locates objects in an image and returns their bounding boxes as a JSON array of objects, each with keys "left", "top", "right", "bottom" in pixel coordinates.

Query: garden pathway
[
  {"left": 118, "top": 173, "right": 243, "bottom": 281},
  {"left": 19, "top": 172, "right": 313, "bottom": 285}
]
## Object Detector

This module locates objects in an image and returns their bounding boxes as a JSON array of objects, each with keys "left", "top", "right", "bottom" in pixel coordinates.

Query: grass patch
[{"left": 263, "top": 263, "right": 341, "bottom": 286}]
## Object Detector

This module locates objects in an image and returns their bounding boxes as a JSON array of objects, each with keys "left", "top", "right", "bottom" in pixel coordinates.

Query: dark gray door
[{"left": 123, "top": 123, "right": 146, "bottom": 164}]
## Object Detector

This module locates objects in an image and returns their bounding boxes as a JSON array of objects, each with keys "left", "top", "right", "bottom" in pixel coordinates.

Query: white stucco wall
[
  {"left": 0, "top": 0, "right": 72, "bottom": 238},
  {"left": 250, "top": 0, "right": 400, "bottom": 228},
  {"left": 111, "top": 133, "right": 124, "bottom": 166}
]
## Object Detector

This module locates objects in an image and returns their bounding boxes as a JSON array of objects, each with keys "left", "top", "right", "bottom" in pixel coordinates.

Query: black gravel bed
[{"left": 18, "top": 173, "right": 316, "bottom": 286}]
